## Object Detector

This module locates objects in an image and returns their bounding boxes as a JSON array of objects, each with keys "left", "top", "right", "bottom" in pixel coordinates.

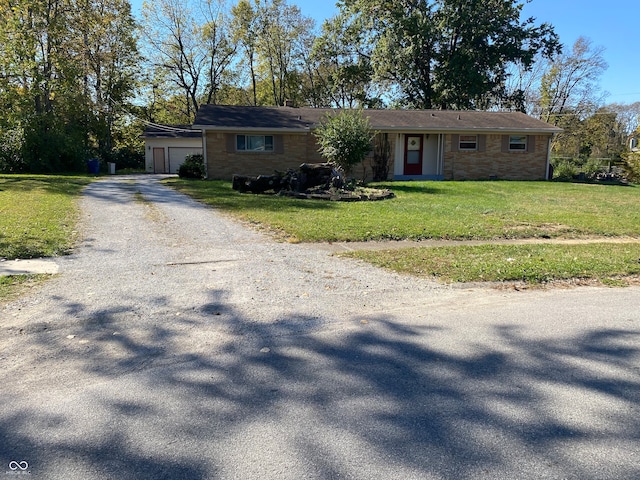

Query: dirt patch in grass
[{"left": 507, "top": 223, "right": 575, "bottom": 236}]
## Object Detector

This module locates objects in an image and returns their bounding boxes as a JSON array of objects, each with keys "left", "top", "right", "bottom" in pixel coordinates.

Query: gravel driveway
[{"left": 1, "top": 176, "right": 639, "bottom": 479}]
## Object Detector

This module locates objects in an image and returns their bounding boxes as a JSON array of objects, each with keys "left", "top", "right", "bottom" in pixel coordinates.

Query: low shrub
[
  {"left": 551, "top": 160, "right": 577, "bottom": 181},
  {"left": 621, "top": 152, "right": 640, "bottom": 184},
  {"left": 109, "top": 146, "right": 144, "bottom": 170},
  {"left": 178, "top": 154, "right": 206, "bottom": 179},
  {"left": 551, "top": 157, "right": 625, "bottom": 183},
  {"left": 582, "top": 158, "right": 605, "bottom": 178}
]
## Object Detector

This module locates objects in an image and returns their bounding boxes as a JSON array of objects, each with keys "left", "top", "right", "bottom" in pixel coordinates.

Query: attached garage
[
  {"left": 143, "top": 125, "right": 203, "bottom": 174},
  {"left": 167, "top": 147, "right": 203, "bottom": 174}
]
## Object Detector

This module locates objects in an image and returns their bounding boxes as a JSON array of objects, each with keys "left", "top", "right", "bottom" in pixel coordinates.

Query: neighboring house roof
[
  {"left": 142, "top": 124, "right": 202, "bottom": 139},
  {"left": 193, "top": 105, "right": 563, "bottom": 134}
]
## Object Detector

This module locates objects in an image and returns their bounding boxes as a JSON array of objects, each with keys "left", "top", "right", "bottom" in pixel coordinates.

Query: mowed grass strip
[
  {"left": 164, "top": 179, "right": 640, "bottom": 242},
  {"left": 0, "top": 175, "right": 92, "bottom": 259},
  {"left": 343, "top": 243, "right": 640, "bottom": 284}
]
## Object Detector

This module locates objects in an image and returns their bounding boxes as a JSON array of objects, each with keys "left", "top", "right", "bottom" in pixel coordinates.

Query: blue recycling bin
[{"left": 87, "top": 158, "right": 100, "bottom": 174}]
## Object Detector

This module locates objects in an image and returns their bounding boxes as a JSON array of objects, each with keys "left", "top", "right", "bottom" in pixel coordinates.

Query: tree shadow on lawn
[
  {"left": 1, "top": 290, "right": 640, "bottom": 479},
  {"left": 0, "top": 233, "right": 75, "bottom": 260}
]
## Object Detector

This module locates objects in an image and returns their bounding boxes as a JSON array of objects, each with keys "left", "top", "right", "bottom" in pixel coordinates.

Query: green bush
[
  {"left": 314, "top": 109, "right": 374, "bottom": 173},
  {"left": 552, "top": 159, "right": 577, "bottom": 181},
  {"left": 108, "top": 146, "right": 144, "bottom": 170},
  {"left": 0, "top": 127, "right": 27, "bottom": 173},
  {"left": 622, "top": 152, "right": 640, "bottom": 184},
  {"left": 582, "top": 158, "right": 605, "bottom": 178},
  {"left": 178, "top": 154, "right": 206, "bottom": 179}
]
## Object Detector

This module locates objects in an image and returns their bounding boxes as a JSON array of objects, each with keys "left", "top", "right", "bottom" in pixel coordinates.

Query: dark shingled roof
[
  {"left": 142, "top": 125, "right": 202, "bottom": 138},
  {"left": 193, "top": 105, "right": 562, "bottom": 134}
]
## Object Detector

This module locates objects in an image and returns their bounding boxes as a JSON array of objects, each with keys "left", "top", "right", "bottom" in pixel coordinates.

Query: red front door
[{"left": 404, "top": 135, "right": 423, "bottom": 175}]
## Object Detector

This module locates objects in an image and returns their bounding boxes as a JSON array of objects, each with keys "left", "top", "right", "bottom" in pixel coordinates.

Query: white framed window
[
  {"left": 459, "top": 134, "right": 478, "bottom": 150},
  {"left": 236, "top": 135, "right": 274, "bottom": 152},
  {"left": 509, "top": 135, "right": 527, "bottom": 151}
]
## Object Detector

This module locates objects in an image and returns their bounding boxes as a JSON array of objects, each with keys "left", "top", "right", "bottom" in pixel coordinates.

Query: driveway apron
[{"left": 1, "top": 176, "right": 639, "bottom": 480}]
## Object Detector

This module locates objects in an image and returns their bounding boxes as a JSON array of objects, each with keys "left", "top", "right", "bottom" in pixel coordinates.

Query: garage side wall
[{"left": 205, "top": 131, "right": 325, "bottom": 180}]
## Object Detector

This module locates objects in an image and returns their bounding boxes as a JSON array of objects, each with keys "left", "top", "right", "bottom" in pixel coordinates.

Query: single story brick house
[
  {"left": 192, "top": 105, "right": 562, "bottom": 181},
  {"left": 142, "top": 125, "right": 203, "bottom": 174}
]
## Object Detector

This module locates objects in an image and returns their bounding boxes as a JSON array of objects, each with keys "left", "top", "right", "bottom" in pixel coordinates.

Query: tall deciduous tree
[
  {"left": 141, "top": 0, "right": 203, "bottom": 121},
  {"left": 607, "top": 102, "right": 640, "bottom": 139},
  {"left": 0, "top": 0, "right": 139, "bottom": 172},
  {"left": 230, "top": 0, "right": 260, "bottom": 105},
  {"left": 306, "top": 13, "right": 380, "bottom": 108},
  {"left": 337, "top": 0, "right": 559, "bottom": 109},
  {"left": 201, "top": 0, "right": 237, "bottom": 105},
  {"left": 141, "top": 0, "right": 236, "bottom": 120},
  {"left": 230, "top": 0, "right": 315, "bottom": 106},
  {"left": 256, "top": 0, "right": 315, "bottom": 106},
  {"left": 538, "top": 37, "right": 609, "bottom": 158},
  {"left": 539, "top": 37, "right": 608, "bottom": 124},
  {"left": 71, "top": 0, "right": 140, "bottom": 159}
]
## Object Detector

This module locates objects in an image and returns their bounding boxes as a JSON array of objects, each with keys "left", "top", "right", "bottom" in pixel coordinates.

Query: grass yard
[
  {"left": 343, "top": 243, "right": 640, "bottom": 285},
  {"left": 165, "top": 179, "right": 640, "bottom": 285},
  {"left": 0, "top": 175, "right": 92, "bottom": 259},
  {"left": 165, "top": 179, "right": 640, "bottom": 242}
]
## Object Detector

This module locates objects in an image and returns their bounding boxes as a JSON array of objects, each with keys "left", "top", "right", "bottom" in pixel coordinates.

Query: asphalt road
[{"left": 1, "top": 176, "right": 639, "bottom": 479}]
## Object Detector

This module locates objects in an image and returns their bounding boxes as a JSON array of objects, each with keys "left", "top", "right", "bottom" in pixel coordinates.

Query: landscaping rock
[{"left": 232, "top": 163, "right": 394, "bottom": 202}]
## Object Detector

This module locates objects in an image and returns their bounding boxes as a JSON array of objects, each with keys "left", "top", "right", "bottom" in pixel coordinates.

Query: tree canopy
[
  {"left": 0, "top": 0, "right": 140, "bottom": 172},
  {"left": 0, "top": 0, "right": 638, "bottom": 174},
  {"left": 335, "top": 0, "right": 560, "bottom": 110}
]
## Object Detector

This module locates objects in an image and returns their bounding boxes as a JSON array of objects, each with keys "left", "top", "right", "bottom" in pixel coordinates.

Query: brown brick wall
[
  {"left": 205, "top": 131, "right": 325, "bottom": 180},
  {"left": 443, "top": 134, "right": 550, "bottom": 180},
  {"left": 205, "top": 131, "right": 551, "bottom": 181}
]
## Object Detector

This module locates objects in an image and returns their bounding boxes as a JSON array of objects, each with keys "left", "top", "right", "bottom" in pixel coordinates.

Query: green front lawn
[
  {"left": 0, "top": 175, "right": 92, "bottom": 259},
  {"left": 164, "top": 179, "right": 640, "bottom": 242},
  {"left": 343, "top": 243, "right": 640, "bottom": 285},
  {"left": 165, "top": 179, "right": 640, "bottom": 285}
]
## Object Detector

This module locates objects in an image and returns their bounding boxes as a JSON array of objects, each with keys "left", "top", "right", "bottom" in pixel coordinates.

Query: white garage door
[{"left": 168, "top": 147, "right": 203, "bottom": 174}]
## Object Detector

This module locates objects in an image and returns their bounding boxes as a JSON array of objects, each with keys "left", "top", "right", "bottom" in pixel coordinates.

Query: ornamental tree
[{"left": 314, "top": 109, "right": 374, "bottom": 173}]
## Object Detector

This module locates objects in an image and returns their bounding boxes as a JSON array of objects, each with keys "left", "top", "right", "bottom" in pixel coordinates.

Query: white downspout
[
  {"left": 201, "top": 129, "right": 208, "bottom": 179},
  {"left": 438, "top": 134, "right": 444, "bottom": 178},
  {"left": 545, "top": 135, "right": 553, "bottom": 180}
]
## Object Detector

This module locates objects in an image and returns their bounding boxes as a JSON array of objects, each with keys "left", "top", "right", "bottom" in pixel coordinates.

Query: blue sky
[
  {"left": 132, "top": 0, "right": 640, "bottom": 105},
  {"left": 520, "top": 0, "right": 640, "bottom": 104},
  {"left": 296, "top": 0, "right": 640, "bottom": 105}
]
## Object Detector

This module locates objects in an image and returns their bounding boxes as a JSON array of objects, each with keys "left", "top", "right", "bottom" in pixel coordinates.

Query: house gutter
[{"left": 370, "top": 126, "right": 563, "bottom": 135}]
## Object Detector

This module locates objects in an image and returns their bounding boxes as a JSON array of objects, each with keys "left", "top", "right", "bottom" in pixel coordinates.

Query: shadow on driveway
[{"left": 1, "top": 287, "right": 639, "bottom": 479}]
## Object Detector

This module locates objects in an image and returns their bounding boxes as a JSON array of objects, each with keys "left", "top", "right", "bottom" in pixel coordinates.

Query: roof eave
[
  {"left": 193, "top": 125, "right": 311, "bottom": 133},
  {"left": 193, "top": 123, "right": 562, "bottom": 135}
]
